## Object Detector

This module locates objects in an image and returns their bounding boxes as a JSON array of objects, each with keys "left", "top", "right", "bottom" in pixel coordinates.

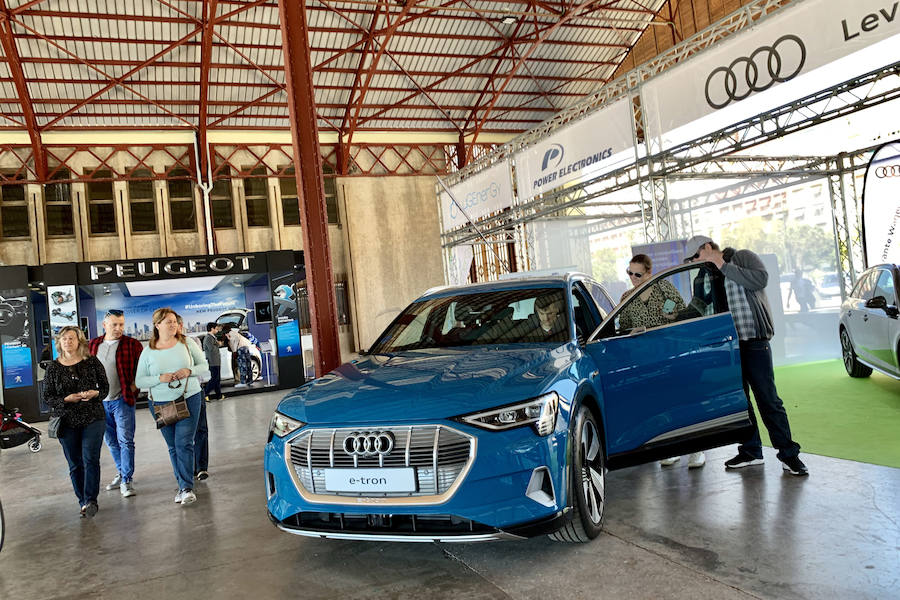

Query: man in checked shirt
[{"left": 684, "top": 235, "right": 808, "bottom": 476}]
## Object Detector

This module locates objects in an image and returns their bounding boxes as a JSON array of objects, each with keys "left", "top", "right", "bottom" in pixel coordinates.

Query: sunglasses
[
  {"left": 167, "top": 378, "right": 182, "bottom": 390},
  {"left": 105, "top": 309, "right": 124, "bottom": 317},
  {"left": 626, "top": 269, "right": 645, "bottom": 278},
  {"left": 684, "top": 253, "right": 700, "bottom": 264}
]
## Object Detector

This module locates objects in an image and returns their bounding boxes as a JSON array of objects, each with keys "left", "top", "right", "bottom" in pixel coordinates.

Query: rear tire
[
  {"left": 29, "top": 438, "right": 42, "bottom": 453},
  {"left": 549, "top": 406, "right": 605, "bottom": 543},
  {"left": 841, "top": 328, "right": 872, "bottom": 378}
]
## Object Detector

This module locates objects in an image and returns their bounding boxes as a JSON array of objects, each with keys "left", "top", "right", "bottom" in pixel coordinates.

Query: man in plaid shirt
[
  {"left": 685, "top": 235, "right": 808, "bottom": 476},
  {"left": 90, "top": 309, "right": 144, "bottom": 496}
]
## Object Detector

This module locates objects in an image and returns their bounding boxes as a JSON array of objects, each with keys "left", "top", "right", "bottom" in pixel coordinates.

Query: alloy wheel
[{"left": 580, "top": 419, "right": 605, "bottom": 524}]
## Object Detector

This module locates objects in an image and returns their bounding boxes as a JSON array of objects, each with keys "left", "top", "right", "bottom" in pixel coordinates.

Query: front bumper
[
  {"left": 264, "top": 421, "right": 570, "bottom": 538},
  {"left": 267, "top": 507, "right": 571, "bottom": 542}
]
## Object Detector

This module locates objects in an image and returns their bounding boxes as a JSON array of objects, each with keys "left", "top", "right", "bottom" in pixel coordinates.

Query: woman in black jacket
[{"left": 44, "top": 326, "right": 109, "bottom": 517}]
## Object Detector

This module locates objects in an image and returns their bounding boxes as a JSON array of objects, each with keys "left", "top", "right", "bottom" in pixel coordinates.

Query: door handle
[{"left": 701, "top": 335, "right": 733, "bottom": 348}]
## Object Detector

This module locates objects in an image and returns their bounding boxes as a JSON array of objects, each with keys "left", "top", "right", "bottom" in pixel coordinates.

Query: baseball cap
[{"left": 684, "top": 235, "right": 714, "bottom": 261}]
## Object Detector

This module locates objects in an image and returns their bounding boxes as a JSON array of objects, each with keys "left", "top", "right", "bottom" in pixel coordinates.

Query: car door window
[
  {"left": 851, "top": 272, "right": 876, "bottom": 300},
  {"left": 597, "top": 263, "right": 727, "bottom": 338},
  {"left": 873, "top": 270, "right": 896, "bottom": 305},
  {"left": 572, "top": 284, "right": 600, "bottom": 341},
  {"left": 587, "top": 282, "right": 614, "bottom": 317}
]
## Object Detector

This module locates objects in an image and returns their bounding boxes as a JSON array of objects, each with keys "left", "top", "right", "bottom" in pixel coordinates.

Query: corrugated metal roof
[{"left": 0, "top": 0, "right": 666, "bottom": 134}]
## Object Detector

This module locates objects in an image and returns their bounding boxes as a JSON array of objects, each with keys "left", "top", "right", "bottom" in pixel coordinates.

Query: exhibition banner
[
  {"left": 862, "top": 140, "right": 900, "bottom": 266},
  {"left": 78, "top": 252, "right": 262, "bottom": 284},
  {"left": 94, "top": 289, "right": 245, "bottom": 341},
  {"left": 47, "top": 284, "right": 77, "bottom": 359},
  {"left": 514, "top": 98, "right": 633, "bottom": 201},
  {"left": 439, "top": 161, "right": 514, "bottom": 232},
  {"left": 642, "top": 0, "right": 900, "bottom": 142}
]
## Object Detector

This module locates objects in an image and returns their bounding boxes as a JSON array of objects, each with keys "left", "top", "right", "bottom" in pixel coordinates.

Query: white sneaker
[
  {"left": 120, "top": 481, "right": 135, "bottom": 497},
  {"left": 688, "top": 452, "right": 706, "bottom": 469},
  {"left": 234, "top": 383, "right": 249, "bottom": 389},
  {"left": 180, "top": 489, "right": 196, "bottom": 506},
  {"left": 106, "top": 474, "right": 122, "bottom": 490},
  {"left": 174, "top": 489, "right": 183, "bottom": 504},
  {"left": 659, "top": 456, "right": 680, "bottom": 467}
]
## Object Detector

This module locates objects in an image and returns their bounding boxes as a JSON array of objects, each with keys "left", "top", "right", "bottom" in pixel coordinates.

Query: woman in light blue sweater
[{"left": 135, "top": 308, "right": 208, "bottom": 505}]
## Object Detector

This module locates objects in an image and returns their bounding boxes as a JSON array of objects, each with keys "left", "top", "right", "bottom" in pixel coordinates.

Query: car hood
[{"left": 277, "top": 345, "right": 577, "bottom": 424}]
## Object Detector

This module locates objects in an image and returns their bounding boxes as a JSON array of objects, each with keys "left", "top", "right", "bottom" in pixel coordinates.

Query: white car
[
  {"left": 838, "top": 264, "right": 900, "bottom": 379},
  {"left": 201, "top": 309, "right": 264, "bottom": 383}
]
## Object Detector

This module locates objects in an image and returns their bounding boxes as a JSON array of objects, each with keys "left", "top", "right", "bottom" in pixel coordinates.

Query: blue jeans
[
  {"left": 194, "top": 400, "right": 208, "bottom": 473},
  {"left": 205, "top": 365, "right": 222, "bottom": 399},
  {"left": 738, "top": 340, "right": 801, "bottom": 461},
  {"left": 103, "top": 396, "right": 136, "bottom": 482},
  {"left": 151, "top": 392, "right": 202, "bottom": 491},
  {"left": 58, "top": 419, "right": 105, "bottom": 507}
]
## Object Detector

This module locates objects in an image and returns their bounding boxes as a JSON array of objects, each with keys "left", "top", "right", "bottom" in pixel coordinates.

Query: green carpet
[{"left": 752, "top": 359, "right": 900, "bottom": 468}]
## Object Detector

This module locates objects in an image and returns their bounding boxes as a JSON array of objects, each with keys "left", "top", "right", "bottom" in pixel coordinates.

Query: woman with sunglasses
[
  {"left": 618, "top": 254, "right": 686, "bottom": 330},
  {"left": 619, "top": 255, "right": 705, "bottom": 469},
  {"left": 135, "top": 308, "right": 208, "bottom": 505}
]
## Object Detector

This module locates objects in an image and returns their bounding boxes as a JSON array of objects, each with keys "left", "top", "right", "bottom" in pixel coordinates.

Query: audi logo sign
[
  {"left": 874, "top": 164, "right": 900, "bottom": 178},
  {"left": 342, "top": 431, "right": 396, "bottom": 457},
  {"left": 704, "top": 35, "right": 806, "bottom": 109}
]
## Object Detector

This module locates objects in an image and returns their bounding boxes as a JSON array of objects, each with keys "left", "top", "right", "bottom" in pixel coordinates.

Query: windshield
[{"left": 369, "top": 288, "right": 569, "bottom": 353}]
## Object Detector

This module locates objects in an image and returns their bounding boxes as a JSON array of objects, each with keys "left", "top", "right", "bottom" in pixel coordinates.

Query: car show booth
[{"left": 0, "top": 250, "right": 310, "bottom": 421}]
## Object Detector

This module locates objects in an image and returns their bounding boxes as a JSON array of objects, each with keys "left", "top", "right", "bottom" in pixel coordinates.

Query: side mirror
[{"left": 866, "top": 296, "right": 887, "bottom": 310}]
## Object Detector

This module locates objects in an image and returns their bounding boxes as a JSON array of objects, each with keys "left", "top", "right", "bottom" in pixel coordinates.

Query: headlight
[
  {"left": 269, "top": 411, "right": 305, "bottom": 438},
  {"left": 455, "top": 392, "right": 559, "bottom": 436}
]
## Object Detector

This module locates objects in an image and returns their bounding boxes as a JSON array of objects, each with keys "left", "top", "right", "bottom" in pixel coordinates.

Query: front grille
[{"left": 288, "top": 425, "right": 474, "bottom": 498}]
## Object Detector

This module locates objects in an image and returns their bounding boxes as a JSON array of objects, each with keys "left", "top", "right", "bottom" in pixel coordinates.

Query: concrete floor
[{"left": 1, "top": 390, "right": 897, "bottom": 600}]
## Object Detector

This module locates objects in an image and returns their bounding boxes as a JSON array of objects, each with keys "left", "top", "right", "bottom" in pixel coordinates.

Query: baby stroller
[{"left": 0, "top": 404, "right": 42, "bottom": 453}]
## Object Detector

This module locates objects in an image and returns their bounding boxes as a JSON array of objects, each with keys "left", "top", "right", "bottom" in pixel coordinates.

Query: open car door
[{"left": 584, "top": 262, "right": 753, "bottom": 469}]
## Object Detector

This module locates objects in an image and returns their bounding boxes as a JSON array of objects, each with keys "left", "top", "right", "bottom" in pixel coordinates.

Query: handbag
[
  {"left": 152, "top": 396, "right": 190, "bottom": 428},
  {"left": 151, "top": 378, "right": 191, "bottom": 429},
  {"left": 48, "top": 415, "right": 62, "bottom": 439}
]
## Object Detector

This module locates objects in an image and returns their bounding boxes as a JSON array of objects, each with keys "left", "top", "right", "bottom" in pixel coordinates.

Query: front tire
[
  {"left": 29, "top": 438, "right": 42, "bottom": 453},
  {"left": 841, "top": 328, "right": 872, "bottom": 378},
  {"left": 550, "top": 405, "right": 605, "bottom": 543}
]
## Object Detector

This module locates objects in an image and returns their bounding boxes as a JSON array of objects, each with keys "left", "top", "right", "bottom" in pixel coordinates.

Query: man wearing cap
[
  {"left": 684, "top": 235, "right": 808, "bottom": 476},
  {"left": 89, "top": 309, "right": 144, "bottom": 496}
]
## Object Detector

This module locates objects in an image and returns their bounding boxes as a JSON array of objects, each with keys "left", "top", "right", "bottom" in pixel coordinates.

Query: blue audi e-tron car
[{"left": 265, "top": 265, "right": 753, "bottom": 542}]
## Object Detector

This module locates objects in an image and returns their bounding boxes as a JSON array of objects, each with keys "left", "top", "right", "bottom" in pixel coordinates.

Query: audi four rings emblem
[
  {"left": 874, "top": 165, "right": 900, "bottom": 178},
  {"left": 704, "top": 34, "right": 806, "bottom": 109},
  {"left": 343, "top": 431, "right": 395, "bottom": 457}
]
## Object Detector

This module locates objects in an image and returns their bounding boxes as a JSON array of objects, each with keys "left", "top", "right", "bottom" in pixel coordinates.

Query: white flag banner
[
  {"left": 449, "top": 244, "right": 474, "bottom": 286},
  {"left": 862, "top": 141, "right": 900, "bottom": 267},
  {"left": 642, "top": 0, "right": 900, "bottom": 143},
  {"left": 514, "top": 98, "right": 633, "bottom": 201},
  {"left": 439, "top": 161, "right": 513, "bottom": 232}
]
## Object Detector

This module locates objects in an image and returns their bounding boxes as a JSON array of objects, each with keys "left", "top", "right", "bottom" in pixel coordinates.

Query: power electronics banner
[
  {"left": 439, "top": 161, "right": 514, "bottom": 232},
  {"left": 642, "top": 0, "right": 900, "bottom": 142},
  {"left": 514, "top": 98, "right": 633, "bottom": 201},
  {"left": 862, "top": 141, "right": 900, "bottom": 266}
]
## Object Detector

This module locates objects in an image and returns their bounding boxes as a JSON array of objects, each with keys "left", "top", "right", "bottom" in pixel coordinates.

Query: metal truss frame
[{"left": 442, "top": 59, "right": 900, "bottom": 250}]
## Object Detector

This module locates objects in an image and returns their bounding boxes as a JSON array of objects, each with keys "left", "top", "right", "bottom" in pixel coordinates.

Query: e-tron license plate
[{"left": 323, "top": 468, "right": 416, "bottom": 493}]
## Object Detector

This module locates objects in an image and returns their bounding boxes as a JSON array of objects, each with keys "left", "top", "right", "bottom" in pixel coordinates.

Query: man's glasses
[
  {"left": 105, "top": 309, "right": 124, "bottom": 317},
  {"left": 684, "top": 253, "right": 700, "bottom": 264},
  {"left": 626, "top": 270, "right": 645, "bottom": 278}
]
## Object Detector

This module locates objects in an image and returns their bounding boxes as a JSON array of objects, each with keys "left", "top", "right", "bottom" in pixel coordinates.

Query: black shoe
[
  {"left": 84, "top": 501, "right": 99, "bottom": 518},
  {"left": 781, "top": 456, "right": 809, "bottom": 476},
  {"left": 724, "top": 451, "right": 764, "bottom": 469}
]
